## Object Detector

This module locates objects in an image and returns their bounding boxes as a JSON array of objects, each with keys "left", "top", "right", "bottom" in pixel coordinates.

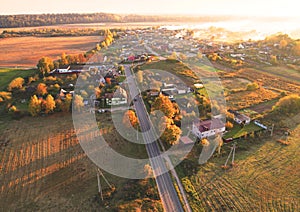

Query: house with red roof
[{"left": 192, "top": 118, "right": 225, "bottom": 139}]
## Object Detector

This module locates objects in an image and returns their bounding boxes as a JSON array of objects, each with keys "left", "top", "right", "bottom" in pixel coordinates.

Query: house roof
[
  {"left": 194, "top": 118, "right": 225, "bottom": 133},
  {"left": 235, "top": 113, "right": 250, "bottom": 122}
]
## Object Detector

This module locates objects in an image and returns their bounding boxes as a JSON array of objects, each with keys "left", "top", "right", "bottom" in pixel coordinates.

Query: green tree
[
  {"left": 8, "top": 77, "right": 24, "bottom": 91},
  {"left": 28, "top": 95, "right": 41, "bottom": 116}
]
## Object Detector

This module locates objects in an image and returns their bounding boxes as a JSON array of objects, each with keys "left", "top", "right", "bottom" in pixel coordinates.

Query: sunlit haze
[{"left": 0, "top": 0, "right": 299, "bottom": 18}]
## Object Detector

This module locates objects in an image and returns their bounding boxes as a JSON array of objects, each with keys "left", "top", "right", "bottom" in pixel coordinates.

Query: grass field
[
  {"left": 223, "top": 122, "right": 263, "bottom": 139},
  {"left": 0, "top": 36, "right": 101, "bottom": 67},
  {"left": 177, "top": 125, "right": 300, "bottom": 211},
  {"left": 0, "top": 68, "right": 36, "bottom": 90}
]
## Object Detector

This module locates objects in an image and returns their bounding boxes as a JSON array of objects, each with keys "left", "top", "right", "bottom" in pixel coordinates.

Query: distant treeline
[
  {"left": 0, "top": 28, "right": 126, "bottom": 38},
  {"left": 0, "top": 13, "right": 233, "bottom": 28}
]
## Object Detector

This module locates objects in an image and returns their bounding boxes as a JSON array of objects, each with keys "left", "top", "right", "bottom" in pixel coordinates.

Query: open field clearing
[
  {"left": 0, "top": 36, "right": 101, "bottom": 67},
  {"left": 237, "top": 68, "right": 300, "bottom": 94},
  {"left": 226, "top": 87, "right": 279, "bottom": 110},
  {"left": 0, "top": 113, "right": 160, "bottom": 211},
  {"left": 178, "top": 125, "right": 300, "bottom": 211}
]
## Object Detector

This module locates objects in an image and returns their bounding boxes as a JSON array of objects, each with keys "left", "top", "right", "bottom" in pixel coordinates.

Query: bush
[
  {"left": 272, "top": 94, "right": 300, "bottom": 116},
  {"left": 246, "top": 82, "right": 259, "bottom": 91},
  {"left": 8, "top": 77, "right": 24, "bottom": 91}
]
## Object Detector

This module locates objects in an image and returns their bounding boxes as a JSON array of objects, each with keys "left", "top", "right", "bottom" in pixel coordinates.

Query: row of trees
[
  {"left": 37, "top": 29, "right": 116, "bottom": 77},
  {"left": 28, "top": 94, "right": 84, "bottom": 116},
  {"left": 151, "top": 94, "right": 182, "bottom": 146}
]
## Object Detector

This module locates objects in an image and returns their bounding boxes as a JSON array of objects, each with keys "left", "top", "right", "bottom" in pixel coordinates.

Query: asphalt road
[{"left": 124, "top": 65, "right": 184, "bottom": 212}]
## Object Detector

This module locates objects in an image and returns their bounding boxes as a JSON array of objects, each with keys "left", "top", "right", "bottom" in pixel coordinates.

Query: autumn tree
[
  {"left": 225, "top": 121, "right": 234, "bottom": 129},
  {"left": 37, "top": 57, "right": 54, "bottom": 76},
  {"left": 61, "top": 94, "right": 72, "bottom": 112},
  {"left": 168, "top": 52, "right": 177, "bottom": 60},
  {"left": 60, "top": 52, "right": 68, "bottom": 65},
  {"left": 279, "top": 39, "right": 288, "bottom": 49},
  {"left": 123, "top": 110, "right": 139, "bottom": 129},
  {"left": 28, "top": 95, "right": 41, "bottom": 116},
  {"left": 36, "top": 83, "right": 48, "bottom": 96},
  {"left": 292, "top": 41, "right": 300, "bottom": 56},
  {"left": 152, "top": 94, "right": 176, "bottom": 119},
  {"left": 272, "top": 94, "right": 300, "bottom": 115},
  {"left": 159, "top": 116, "right": 181, "bottom": 146},
  {"left": 136, "top": 70, "right": 143, "bottom": 83},
  {"left": 7, "top": 77, "right": 24, "bottom": 91},
  {"left": 246, "top": 82, "right": 259, "bottom": 91},
  {"left": 73, "top": 94, "right": 84, "bottom": 112},
  {"left": 44, "top": 94, "right": 56, "bottom": 114}
]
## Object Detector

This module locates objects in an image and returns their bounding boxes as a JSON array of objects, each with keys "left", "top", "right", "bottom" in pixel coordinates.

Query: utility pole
[
  {"left": 270, "top": 124, "right": 275, "bottom": 137},
  {"left": 96, "top": 168, "right": 114, "bottom": 201}
]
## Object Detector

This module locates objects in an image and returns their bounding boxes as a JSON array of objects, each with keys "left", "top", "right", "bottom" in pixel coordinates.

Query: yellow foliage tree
[
  {"left": 28, "top": 95, "right": 41, "bottom": 116},
  {"left": 44, "top": 94, "right": 56, "bottom": 114},
  {"left": 152, "top": 94, "right": 176, "bottom": 119},
  {"left": 73, "top": 94, "right": 84, "bottom": 112},
  {"left": 123, "top": 110, "right": 139, "bottom": 129},
  {"left": 8, "top": 77, "right": 24, "bottom": 91},
  {"left": 36, "top": 83, "right": 48, "bottom": 96}
]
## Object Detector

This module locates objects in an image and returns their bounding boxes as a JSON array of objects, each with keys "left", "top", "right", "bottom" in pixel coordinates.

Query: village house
[
  {"left": 228, "top": 110, "right": 251, "bottom": 125},
  {"left": 104, "top": 87, "right": 128, "bottom": 106},
  {"left": 192, "top": 118, "right": 226, "bottom": 139}
]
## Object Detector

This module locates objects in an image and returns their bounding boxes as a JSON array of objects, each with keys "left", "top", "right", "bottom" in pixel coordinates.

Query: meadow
[{"left": 177, "top": 125, "right": 300, "bottom": 211}]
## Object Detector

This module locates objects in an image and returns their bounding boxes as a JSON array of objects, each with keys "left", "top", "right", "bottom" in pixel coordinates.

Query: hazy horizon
[{"left": 1, "top": 0, "right": 300, "bottom": 18}]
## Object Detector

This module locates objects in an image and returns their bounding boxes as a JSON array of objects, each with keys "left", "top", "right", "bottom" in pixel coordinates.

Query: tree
[
  {"left": 168, "top": 52, "right": 177, "bottom": 60},
  {"left": 292, "top": 41, "right": 300, "bottom": 56},
  {"left": 279, "top": 39, "right": 288, "bottom": 49},
  {"left": 60, "top": 52, "right": 68, "bottom": 65},
  {"left": 225, "top": 121, "right": 234, "bottom": 129},
  {"left": 246, "top": 82, "right": 259, "bottom": 91},
  {"left": 28, "top": 95, "right": 41, "bottom": 116},
  {"left": 96, "top": 43, "right": 101, "bottom": 51},
  {"left": 61, "top": 94, "right": 72, "bottom": 112},
  {"left": 44, "top": 94, "right": 56, "bottom": 114},
  {"left": 144, "top": 164, "right": 153, "bottom": 178},
  {"left": 36, "top": 83, "right": 48, "bottom": 96},
  {"left": 37, "top": 57, "right": 54, "bottom": 76},
  {"left": 152, "top": 94, "right": 176, "bottom": 119},
  {"left": 272, "top": 94, "right": 300, "bottom": 115},
  {"left": 8, "top": 77, "right": 24, "bottom": 91},
  {"left": 73, "top": 94, "right": 84, "bottom": 112},
  {"left": 159, "top": 116, "right": 181, "bottom": 146},
  {"left": 136, "top": 70, "right": 143, "bottom": 83},
  {"left": 105, "top": 77, "right": 112, "bottom": 85},
  {"left": 123, "top": 110, "right": 139, "bottom": 129}
]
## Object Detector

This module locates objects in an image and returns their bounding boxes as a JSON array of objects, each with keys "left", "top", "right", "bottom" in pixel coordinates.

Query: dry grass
[
  {"left": 0, "top": 36, "right": 101, "bottom": 67},
  {"left": 0, "top": 113, "right": 159, "bottom": 211},
  {"left": 180, "top": 125, "right": 300, "bottom": 211}
]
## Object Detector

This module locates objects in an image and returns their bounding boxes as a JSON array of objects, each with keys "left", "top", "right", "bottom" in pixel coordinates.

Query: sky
[{"left": 0, "top": 0, "right": 299, "bottom": 17}]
